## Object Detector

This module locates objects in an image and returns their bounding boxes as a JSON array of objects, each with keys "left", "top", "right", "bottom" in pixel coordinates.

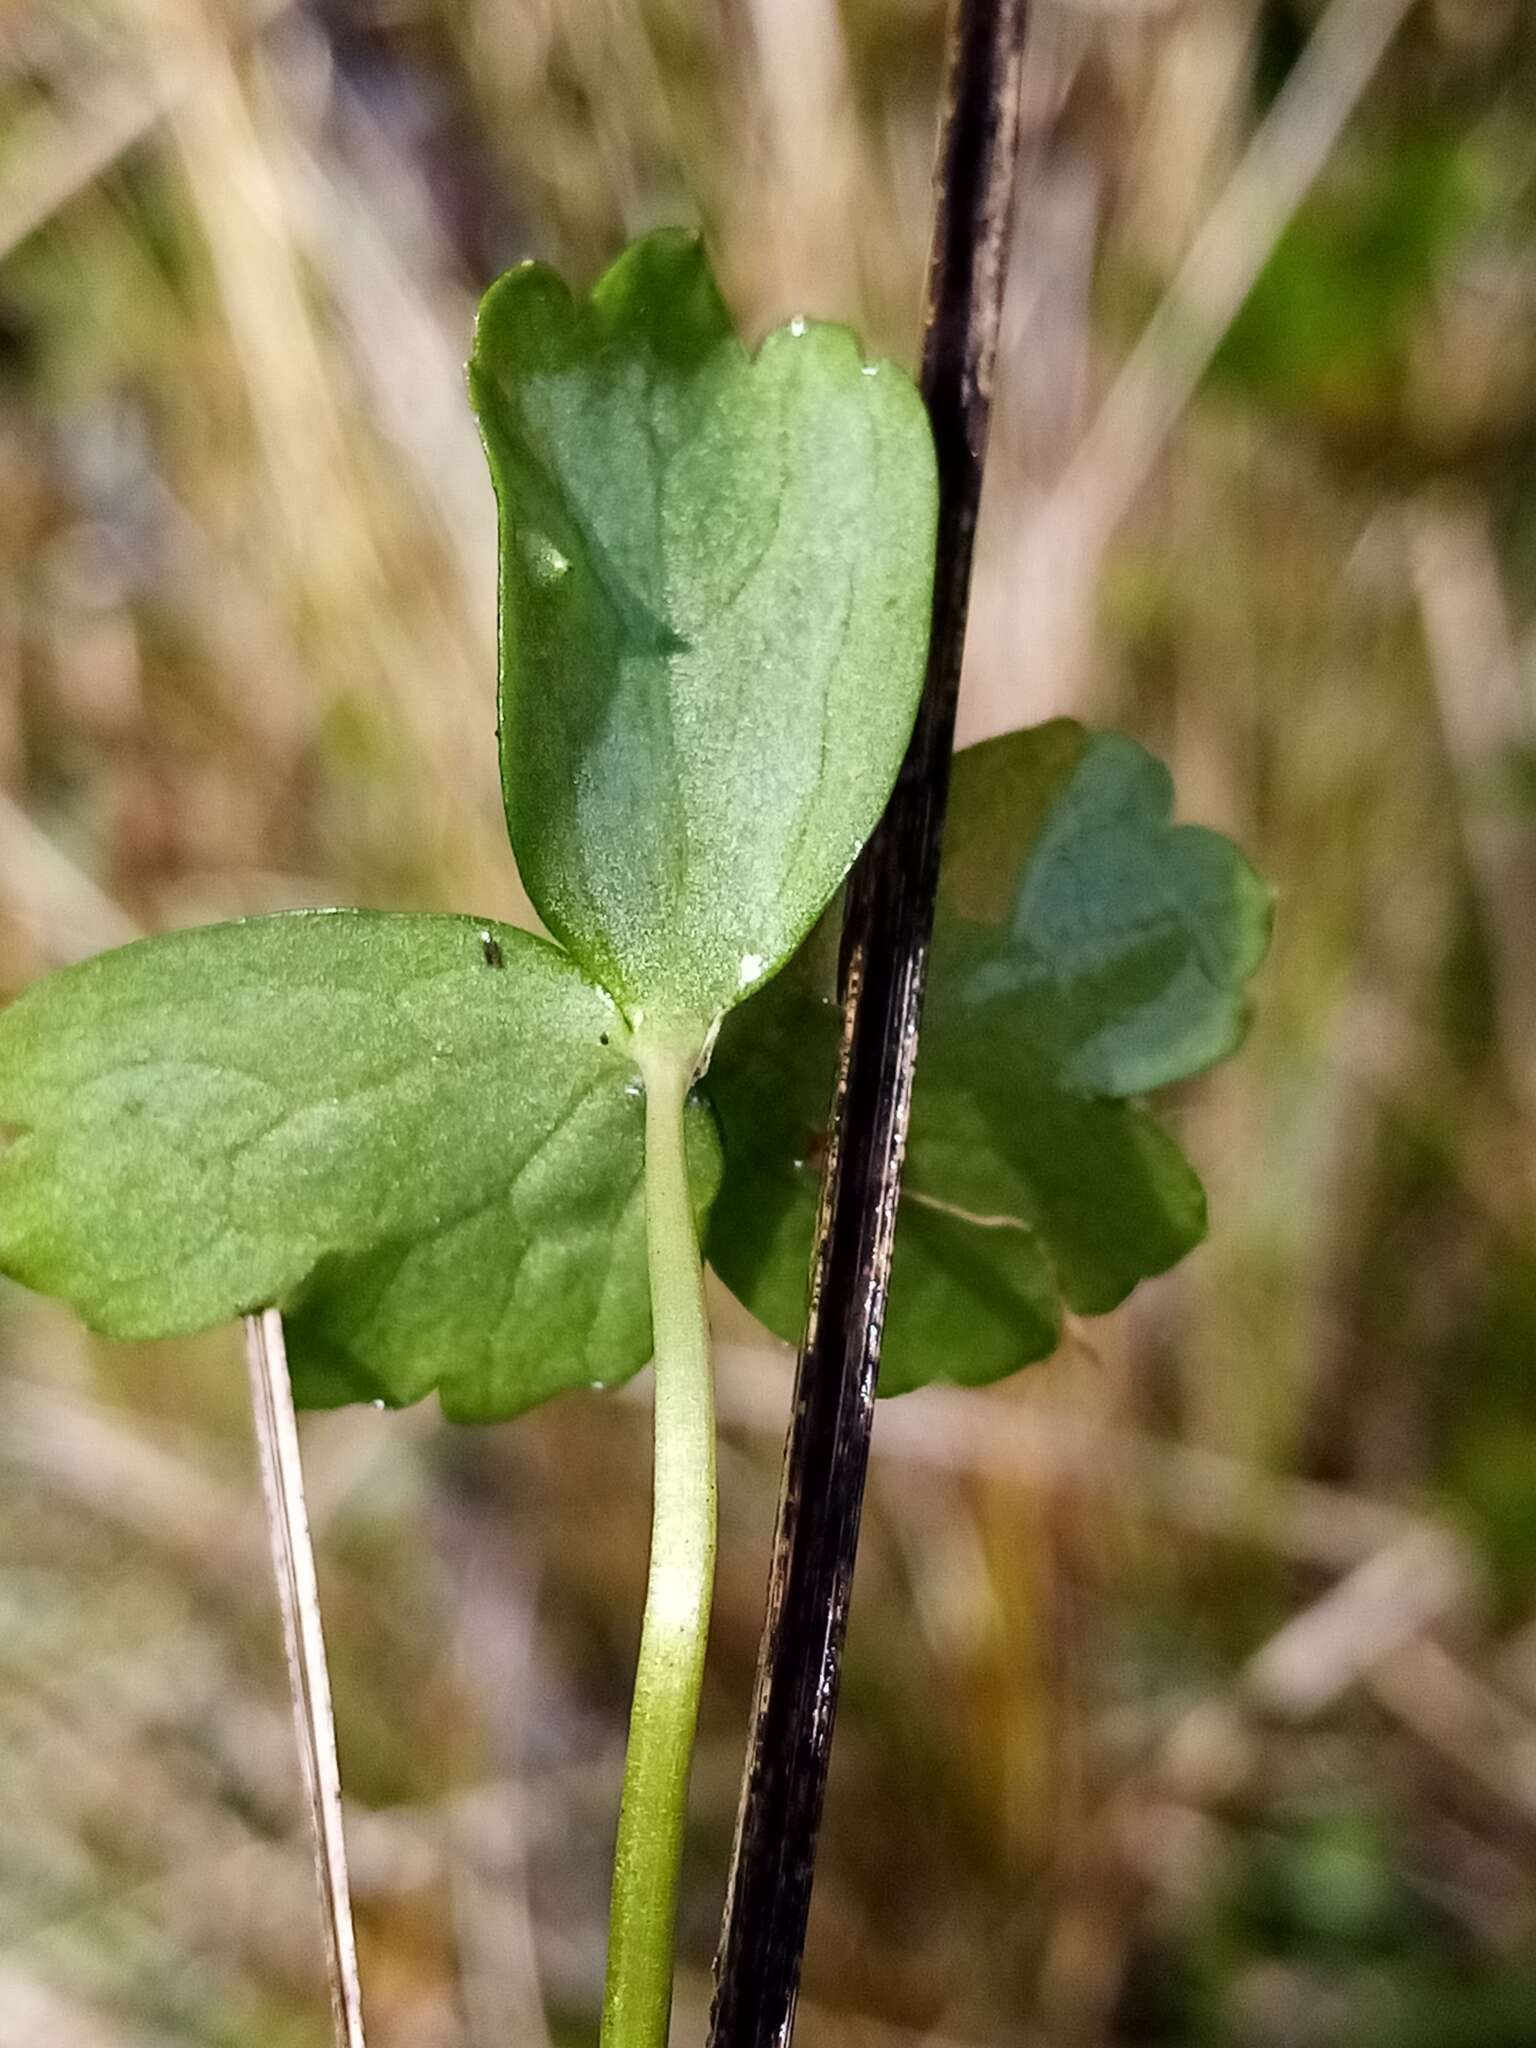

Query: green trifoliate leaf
[
  {"left": 0, "top": 913, "right": 719, "bottom": 1422},
  {"left": 705, "top": 722, "right": 1272, "bottom": 1394},
  {"left": 469, "top": 228, "right": 937, "bottom": 1039}
]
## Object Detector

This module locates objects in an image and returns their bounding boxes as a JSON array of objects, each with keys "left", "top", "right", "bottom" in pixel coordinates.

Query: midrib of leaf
[
  {"left": 903, "top": 1186, "right": 1037, "bottom": 1235},
  {"left": 640, "top": 364, "right": 694, "bottom": 943},
  {"left": 775, "top": 560, "right": 857, "bottom": 902}
]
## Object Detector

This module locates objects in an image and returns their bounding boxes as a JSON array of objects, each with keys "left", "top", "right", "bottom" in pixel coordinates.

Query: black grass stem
[{"left": 706, "top": 5, "right": 1030, "bottom": 2044}]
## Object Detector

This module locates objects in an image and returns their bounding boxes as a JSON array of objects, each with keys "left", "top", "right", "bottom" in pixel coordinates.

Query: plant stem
[
  {"left": 601, "top": 1037, "right": 716, "bottom": 2048},
  {"left": 707, "top": 5, "right": 1028, "bottom": 2042}
]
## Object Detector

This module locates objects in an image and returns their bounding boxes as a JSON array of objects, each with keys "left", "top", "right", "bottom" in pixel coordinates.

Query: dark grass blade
[
  {"left": 244, "top": 1309, "right": 368, "bottom": 2048},
  {"left": 707, "top": 5, "right": 1030, "bottom": 2044}
]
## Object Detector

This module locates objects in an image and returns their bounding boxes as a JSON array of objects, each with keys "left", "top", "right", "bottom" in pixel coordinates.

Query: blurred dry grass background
[{"left": 4, "top": 0, "right": 1536, "bottom": 2043}]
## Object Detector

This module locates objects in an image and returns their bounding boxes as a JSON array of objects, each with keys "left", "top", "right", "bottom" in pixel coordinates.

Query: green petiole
[{"left": 601, "top": 1035, "right": 718, "bottom": 2048}]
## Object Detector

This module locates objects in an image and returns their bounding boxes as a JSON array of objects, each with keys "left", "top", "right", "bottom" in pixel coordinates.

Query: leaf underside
[
  {"left": 470, "top": 229, "right": 938, "bottom": 1036},
  {"left": 0, "top": 913, "right": 719, "bottom": 1422},
  {"left": 704, "top": 721, "right": 1272, "bottom": 1396}
]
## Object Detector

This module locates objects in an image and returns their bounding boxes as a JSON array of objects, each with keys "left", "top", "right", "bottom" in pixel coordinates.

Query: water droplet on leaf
[{"left": 520, "top": 532, "right": 571, "bottom": 585}]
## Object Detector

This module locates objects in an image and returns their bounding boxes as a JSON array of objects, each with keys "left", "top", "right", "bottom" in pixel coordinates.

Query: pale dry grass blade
[
  {"left": 0, "top": 794, "right": 141, "bottom": 960},
  {"left": 148, "top": 16, "right": 364, "bottom": 586},
  {"left": 1242, "top": 1529, "right": 1483, "bottom": 1720},
  {"left": 243, "top": 1308, "right": 368, "bottom": 2048},
  {"left": 0, "top": 75, "right": 174, "bottom": 266},
  {"left": 706, "top": 1345, "right": 1434, "bottom": 1572},
  {"left": 275, "top": 117, "right": 495, "bottom": 628},
  {"left": 0, "top": 1964, "right": 179, "bottom": 2048},
  {"left": 1368, "top": 1637, "right": 1536, "bottom": 1835},
  {"left": 442, "top": 1532, "right": 556, "bottom": 2048},
  {"left": 0, "top": 0, "right": 290, "bottom": 264},
  {"left": 1053, "top": 0, "right": 1416, "bottom": 549}
]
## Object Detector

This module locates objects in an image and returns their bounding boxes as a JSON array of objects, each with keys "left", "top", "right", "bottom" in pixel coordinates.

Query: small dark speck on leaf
[
  {"left": 481, "top": 934, "right": 505, "bottom": 968},
  {"left": 599, "top": 1032, "right": 610, "bottom": 1047}
]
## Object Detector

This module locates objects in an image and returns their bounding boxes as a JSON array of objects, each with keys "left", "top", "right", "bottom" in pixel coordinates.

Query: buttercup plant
[{"left": 0, "top": 230, "right": 1269, "bottom": 2048}]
